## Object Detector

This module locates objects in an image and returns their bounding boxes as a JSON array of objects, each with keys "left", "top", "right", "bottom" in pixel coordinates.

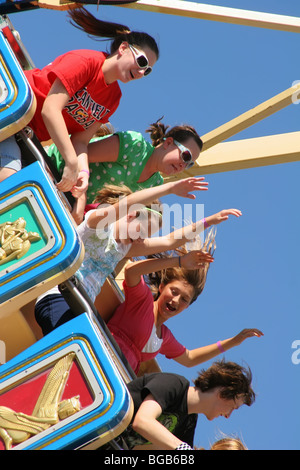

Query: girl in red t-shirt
[{"left": 0, "top": 7, "right": 159, "bottom": 194}]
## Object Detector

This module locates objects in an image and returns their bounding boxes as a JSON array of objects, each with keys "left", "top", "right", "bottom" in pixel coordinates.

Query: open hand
[
  {"left": 233, "top": 328, "right": 264, "bottom": 346},
  {"left": 180, "top": 250, "right": 214, "bottom": 269},
  {"left": 208, "top": 209, "right": 242, "bottom": 226},
  {"left": 172, "top": 177, "right": 209, "bottom": 199}
]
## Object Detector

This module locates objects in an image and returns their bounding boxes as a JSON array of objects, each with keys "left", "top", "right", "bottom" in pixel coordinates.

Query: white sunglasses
[
  {"left": 173, "top": 139, "right": 195, "bottom": 169},
  {"left": 129, "top": 44, "right": 152, "bottom": 76}
]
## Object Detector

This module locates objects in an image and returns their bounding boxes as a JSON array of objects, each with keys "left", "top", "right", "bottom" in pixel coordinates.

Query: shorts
[
  {"left": 35, "top": 293, "right": 75, "bottom": 336},
  {"left": 0, "top": 136, "right": 22, "bottom": 171}
]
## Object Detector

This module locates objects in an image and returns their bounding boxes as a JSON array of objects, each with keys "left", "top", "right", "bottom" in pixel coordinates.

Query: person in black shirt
[{"left": 122, "top": 359, "right": 255, "bottom": 450}]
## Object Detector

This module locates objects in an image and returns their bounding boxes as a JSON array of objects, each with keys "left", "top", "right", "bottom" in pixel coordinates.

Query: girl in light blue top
[{"left": 35, "top": 176, "right": 217, "bottom": 335}]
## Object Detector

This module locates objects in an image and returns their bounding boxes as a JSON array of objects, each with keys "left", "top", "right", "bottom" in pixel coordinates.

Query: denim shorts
[{"left": 0, "top": 135, "right": 22, "bottom": 171}]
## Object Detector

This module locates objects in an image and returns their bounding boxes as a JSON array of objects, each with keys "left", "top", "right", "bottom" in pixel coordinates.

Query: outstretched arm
[
  {"left": 174, "top": 328, "right": 264, "bottom": 368},
  {"left": 86, "top": 177, "right": 209, "bottom": 229},
  {"left": 128, "top": 208, "right": 242, "bottom": 257},
  {"left": 125, "top": 250, "right": 214, "bottom": 288}
]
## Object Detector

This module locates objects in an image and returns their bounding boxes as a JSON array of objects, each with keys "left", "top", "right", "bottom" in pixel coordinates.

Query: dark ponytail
[
  {"left": 146, "top": 116, "right": 203, "bottom": 151},
  {"left": 68, "top": 7, "right": 159, "bottom": 57}
]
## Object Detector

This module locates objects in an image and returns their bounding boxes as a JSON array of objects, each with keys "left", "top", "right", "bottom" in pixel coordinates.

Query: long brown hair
[
  {"left": 68, "top": 7, "right": 159, "bottom": 58},
  {"left": 146, "top": 228, "right": 216, "bottom": 304}
]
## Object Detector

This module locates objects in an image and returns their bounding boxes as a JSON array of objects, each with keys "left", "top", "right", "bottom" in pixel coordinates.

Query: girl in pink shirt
[{"left": 108, "top": 239, "right": 263, "bottom": 374}]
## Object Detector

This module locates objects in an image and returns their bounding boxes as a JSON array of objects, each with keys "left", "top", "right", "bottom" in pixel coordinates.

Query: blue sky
[{"left": 10, "top": 0, "right": 299, "bottom": 450}]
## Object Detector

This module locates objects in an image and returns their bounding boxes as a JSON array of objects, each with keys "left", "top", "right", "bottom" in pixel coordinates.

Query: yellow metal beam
[
  {"left": 201, "top": 83, "right": 300, "bottom": 152},
  {"left": 163, "top": 81, "right": 300, "bottom": 180},
  {"left": 119, "top": 0, "right": 300, "bottom": 33},
  {"left": 163, "top": 131, "right": 300, "bottom": 179}
]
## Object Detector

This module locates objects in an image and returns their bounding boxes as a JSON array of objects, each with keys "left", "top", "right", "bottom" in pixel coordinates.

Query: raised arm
[
  {"left": 87, "top": 177, "right": 209, "bottom": 229},
  {"left": 174, "top": 328, "right": 264, "bottom": 368},
  {"left": 128, "top": 208, "right": 242, "bottom": 257},
  {"left": 125, "top": 250, "right": 214, "bottom": 288}
]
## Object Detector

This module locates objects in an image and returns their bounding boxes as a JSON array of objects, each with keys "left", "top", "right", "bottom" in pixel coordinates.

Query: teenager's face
[
  {"left": 117, "top": 42, "right": 157, "bottom": 83},
  {"left": 205, "top": 391, "right": 245, "bottom": 421},
  {"left": 156, "top": 279, "right": 195, "bottom": 322},
  {"left": 116, "top": 213, "right": 150, "bottom": 244},
  {"left": 158, "top": 137, "right": 201, "bottom": 175}
]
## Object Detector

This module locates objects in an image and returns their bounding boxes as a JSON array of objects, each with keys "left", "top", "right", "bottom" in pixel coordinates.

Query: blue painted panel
[
  {"left": 0, "top": 32, "right": 33, "bottom": 133},
  {"left": 0, "top": 161, "right": 82, "bottom": 303}
]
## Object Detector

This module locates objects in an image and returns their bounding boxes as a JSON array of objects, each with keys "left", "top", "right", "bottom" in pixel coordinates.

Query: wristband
[
  {"left": 217, "top": 341, "right": 225, "bottom": 353},
  {"left": 80, "top": 169, "right": 90, "bottom": 177},
  {"left": 176, "top": 442, "right": 193, "bottom": 450},
  {"left": 203, "top": 217, "right": 209, "bottom": 229}
]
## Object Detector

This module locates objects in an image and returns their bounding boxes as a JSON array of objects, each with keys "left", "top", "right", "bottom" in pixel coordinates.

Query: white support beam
[
  {"left": 163, "top": 131, "right": 300, "bottom": 180},
  {"left": 119, "top": 0, "right": 300, "bottom": 33}
]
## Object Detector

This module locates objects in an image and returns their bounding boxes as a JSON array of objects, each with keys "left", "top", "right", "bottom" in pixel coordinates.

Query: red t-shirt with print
[{"left": 25, "top": 50, "right": 121, "bottom": 142}]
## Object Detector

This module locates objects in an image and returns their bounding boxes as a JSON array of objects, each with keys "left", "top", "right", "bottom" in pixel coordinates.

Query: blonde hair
[
  {"left": 93, "top": 182, "right": 132, "bottom": 205},
  {"left": 93, "top": 183, "right": 163, "bottom": 230},
  {"left": 147, "top": 228, "right": 216, "bottom": 304},
  {"left": 197, "top": 437, "right": 248, "bottom": 451},
  {"left": 210, "top": 437, "right": 247, "bottom": 450}
]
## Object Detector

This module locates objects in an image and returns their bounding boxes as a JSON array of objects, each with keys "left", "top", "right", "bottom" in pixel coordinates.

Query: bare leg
[{"left": 0, "top": 167, "right": 17, "bottom": 182}]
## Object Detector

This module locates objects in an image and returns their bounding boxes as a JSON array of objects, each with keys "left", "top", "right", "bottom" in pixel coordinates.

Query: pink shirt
[{"left": 108, "top": 277, "right": 186, "bottom": 374}]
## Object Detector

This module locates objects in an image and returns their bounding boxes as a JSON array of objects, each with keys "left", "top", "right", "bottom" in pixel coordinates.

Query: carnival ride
[{"left": 0, "top": 0, "right": 299, "bottom": 450}]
